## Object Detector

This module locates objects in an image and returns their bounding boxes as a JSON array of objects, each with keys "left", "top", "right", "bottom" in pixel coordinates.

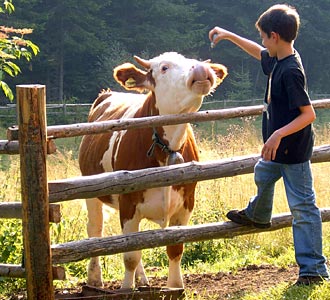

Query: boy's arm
[
  {"left": 261, "top": 105, "right": 316, "bottom": 161},
  {"left": 209, "top": 27, "right": 264, "bottom": 60}
]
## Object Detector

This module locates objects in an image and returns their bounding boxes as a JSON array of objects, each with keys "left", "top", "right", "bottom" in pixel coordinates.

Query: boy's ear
[{"left": 271, "top": 31, "right": 280, "bottom": 41}]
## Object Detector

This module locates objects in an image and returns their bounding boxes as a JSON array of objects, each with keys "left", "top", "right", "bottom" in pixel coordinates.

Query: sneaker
[
  {"left": 295, "top": 276, "right": 329, "bottom": 286},
  {"left": 226, "top": 209, "right": 271, "bottom": 229}
]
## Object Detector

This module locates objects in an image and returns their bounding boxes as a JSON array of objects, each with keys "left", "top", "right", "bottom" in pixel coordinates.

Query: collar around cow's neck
[
  {"left": 146, "top": 128, "right": 184, "bottom": 165},
  {"left": 147, "top": 103, "right": 184, "bottom": 165},
  {"left": 147, "top": 127, "right": 172, "bottom": 157},
  {"left": 147, "top": 105, "right": 172, "bottom": 157}
]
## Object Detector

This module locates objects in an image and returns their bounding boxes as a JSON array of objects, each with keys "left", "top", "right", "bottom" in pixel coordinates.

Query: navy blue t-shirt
[{"left": 261, "top": 49, "right": 314, "bottom": 164}]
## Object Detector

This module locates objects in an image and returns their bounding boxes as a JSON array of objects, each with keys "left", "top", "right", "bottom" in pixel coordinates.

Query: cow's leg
[
  {"left": 166, "top": 207, "right": 192, "bottom": 288},
  {"left": 135, "top": 259, "right": 149, "bottom": 286},
  {"left": 119, "top": 193, "right": 149, "bottom": 288},
  {"left": 167, "top": 244, "right": 184, "bottom": 288},
  {"left": 121, "top": 220, "right": 149, "bottom": 287},
  {"left": 120, "top": 215, "right": 149, "bottom": 288},
  {"left": 86, "top": 198, "right": 104, "bottom": 287}
]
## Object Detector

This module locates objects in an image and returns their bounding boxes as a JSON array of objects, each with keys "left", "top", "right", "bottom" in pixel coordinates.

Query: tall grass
[{"left": 0, "top": 118, "right": 330, "bottom": 299}]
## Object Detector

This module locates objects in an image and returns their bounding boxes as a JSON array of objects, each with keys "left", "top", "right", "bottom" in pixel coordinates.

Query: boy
[{"left": 209, "top": 4, "right": 329, "bottom": 285}]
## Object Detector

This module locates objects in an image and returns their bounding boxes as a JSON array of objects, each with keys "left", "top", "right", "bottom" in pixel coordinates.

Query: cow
[{"left": 78, "top": 52, "right": 227, "bottom": 289}]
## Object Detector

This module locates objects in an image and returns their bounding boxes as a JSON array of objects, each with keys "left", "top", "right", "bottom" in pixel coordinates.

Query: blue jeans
[{"left": 245, "top": 159, "right": 329, "bottom": 277}]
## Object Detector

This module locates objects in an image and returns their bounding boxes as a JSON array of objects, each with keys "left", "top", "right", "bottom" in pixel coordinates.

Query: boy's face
[{"left": 260, "top": 30, "right": 278, "bottom": 57}]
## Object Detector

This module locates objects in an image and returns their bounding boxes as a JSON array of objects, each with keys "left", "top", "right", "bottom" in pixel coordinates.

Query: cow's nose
[{"left": 192, "top": 64, "right": 209, "bottom": 81}]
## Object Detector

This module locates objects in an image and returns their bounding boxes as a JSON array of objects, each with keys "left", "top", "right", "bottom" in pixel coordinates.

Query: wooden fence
[{"left": 1, "top": 85, "right": 330, "bottom": 299}]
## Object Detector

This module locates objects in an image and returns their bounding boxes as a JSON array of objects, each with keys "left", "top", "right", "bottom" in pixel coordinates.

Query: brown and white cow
[{"left": 78, "top": 52, "right": 227, "bottom": 289}]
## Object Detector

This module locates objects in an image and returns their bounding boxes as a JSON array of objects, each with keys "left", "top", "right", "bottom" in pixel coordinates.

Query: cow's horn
[{"left": 134, "top": 55, "right": 151, "bottom": 69}]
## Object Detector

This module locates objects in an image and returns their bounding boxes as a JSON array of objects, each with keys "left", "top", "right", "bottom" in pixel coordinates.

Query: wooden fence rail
[
  {"left": 0, "top": 203, "right": 61, "bottom": 223},
  {"left": 48, "top": 144, "right": 330, "bottom": 203},
  {"left": 0, "top": 264, "right": 66, "bottom": 280},
  {"left": 51, "top": 208, "right": 330, "bottom": 264},
  {"left": 0, "top": 140, "right": 19, "bottom": 154},
  {"left": 2, "top": 99, "right": 330, "bottom": 152},
  {"left": 46, "top": 99, "right": 330, "bottom": 139}
]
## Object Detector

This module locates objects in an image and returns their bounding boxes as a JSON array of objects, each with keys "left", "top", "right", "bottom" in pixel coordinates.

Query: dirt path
[
  {"left": 150, "top": 264, "right": 298, "bottom": 299},
  {"left": 51, "top": 264, "right": 299, "bottom": 299},
  {"left": 182, "top": 264, "right": 298, "bottom": 298}
]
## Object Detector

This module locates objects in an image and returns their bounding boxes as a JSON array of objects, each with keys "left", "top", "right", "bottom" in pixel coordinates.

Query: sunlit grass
[{"left": 242, "top": 281, "right": 330, "bottom": 300}]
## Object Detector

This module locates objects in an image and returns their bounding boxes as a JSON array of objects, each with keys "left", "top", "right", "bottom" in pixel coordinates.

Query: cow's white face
[
  {"left": 113, "top": 52, "right": 227, "bottom": 115},
  {"left": 148, "top": 52, "right": 215, "bottom": 114}
]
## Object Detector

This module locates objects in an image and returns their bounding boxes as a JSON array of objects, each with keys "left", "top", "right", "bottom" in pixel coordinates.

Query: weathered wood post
[{"left": 17, "top": 85, "right": 54, "bottom": 300}]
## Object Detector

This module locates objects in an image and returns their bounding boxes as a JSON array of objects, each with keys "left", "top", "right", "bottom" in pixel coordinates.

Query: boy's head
[{"left": 256, "top": 4, "right": 300, "bottom": 42}]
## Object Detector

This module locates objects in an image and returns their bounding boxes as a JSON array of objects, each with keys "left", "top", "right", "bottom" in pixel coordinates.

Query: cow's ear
[
  {"left": 113, "top": 63, "right": 149, "bottom": 92},
  {"left": 209, "top": 63, "right": 228, "bottom": 86}
]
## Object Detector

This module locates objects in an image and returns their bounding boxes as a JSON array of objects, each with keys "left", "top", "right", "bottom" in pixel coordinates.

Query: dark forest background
[{"left": 2, "top": 0, "right": 330, "bottom": 104}]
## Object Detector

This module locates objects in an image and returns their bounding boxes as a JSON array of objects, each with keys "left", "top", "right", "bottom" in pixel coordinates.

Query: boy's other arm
[
  {"left": 261, "top": 105, "right": 316, "bottom": 161},
  {"left": 209, "top": 27, "right": 264, "bottom": 60}
]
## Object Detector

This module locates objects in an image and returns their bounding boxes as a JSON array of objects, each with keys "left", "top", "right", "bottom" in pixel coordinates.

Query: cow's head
[{"left": 114, "top": 52, "right": 227, "bottom": 114}]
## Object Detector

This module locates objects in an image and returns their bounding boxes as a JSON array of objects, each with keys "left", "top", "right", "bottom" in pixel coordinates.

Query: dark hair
[{"left": 255, "top": 4, "right": 300, "bottom": 42}]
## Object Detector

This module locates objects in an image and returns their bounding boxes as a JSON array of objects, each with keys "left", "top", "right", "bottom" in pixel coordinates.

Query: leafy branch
[
  {"left": 0, "top": 0, "right": 39, "bottom": 101},
  {"left": 0, "top": 0, "right": 14, "bottom": 14}
]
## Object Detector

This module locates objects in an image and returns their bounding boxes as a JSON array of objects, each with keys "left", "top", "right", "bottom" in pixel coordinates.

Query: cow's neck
[
  {"left": 149, "top": 113, "right": 188, "bottom": 153},
  {"left": 162, "top": 124, "right": 187, "bottom": 152},
  {"left": 146, "top": 93, "right": 188, "bottom": 153}
]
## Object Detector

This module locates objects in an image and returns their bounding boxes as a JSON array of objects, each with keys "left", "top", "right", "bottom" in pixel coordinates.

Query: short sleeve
[
  {"left": 283, "top": 68, "right": 311, "bottom": 110},
  {"left": 261, "top": 50, "right": 277, "bottom": 76}
]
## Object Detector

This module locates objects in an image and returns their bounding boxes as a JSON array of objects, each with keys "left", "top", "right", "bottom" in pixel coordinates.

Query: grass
[
  {"left": 242, "top": 281, "right": 330, "bottom": 300},
  {"left": 0, "top": 118, "right": 330, "bottom": 299}
]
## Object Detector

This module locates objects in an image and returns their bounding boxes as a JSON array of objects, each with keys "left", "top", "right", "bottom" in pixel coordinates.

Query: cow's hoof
[
  {"left": 166, "top": 277, "right": 184, "bottom": 289},
  {"left": 87, "top": 279, "right": 103, "bottom": 288},
  {"left": 136, "top": 276, "right": 150, "bottom": 287}
]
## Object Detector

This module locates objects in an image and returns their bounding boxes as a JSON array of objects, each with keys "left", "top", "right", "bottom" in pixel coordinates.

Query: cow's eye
[{"left": 161, "top": 65, "right": 169, "bottom": 73}]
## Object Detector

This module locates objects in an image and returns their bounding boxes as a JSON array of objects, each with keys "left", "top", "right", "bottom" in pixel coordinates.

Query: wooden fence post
[{"left": 17, "top": 85, "right": 54, "bottom": 300}]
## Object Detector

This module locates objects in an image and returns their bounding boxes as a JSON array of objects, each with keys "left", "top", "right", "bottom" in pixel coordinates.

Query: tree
[
  {"left": 293, "top": 0, "right": 330, "bottom": 95},
  {"left": 194, "top": 0, "right": 268, "bottom": 101},
  {"left": 6, "top": 0, "right": 206, "bottom": 102},
  {"left": 0, "top": 0, "right": 39, "bottom": 101},
  {"left": 227, "top": 69, "right": 253, "bottom": 101},
  {"left": 6, "top": 0, "right": 112, "bottom": 102},
  {"left": 106, "top": 0, "right": 205, "bottom": 56}
]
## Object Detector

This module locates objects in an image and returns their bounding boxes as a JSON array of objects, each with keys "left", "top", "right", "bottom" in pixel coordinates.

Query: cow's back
[{"left": 79, "top": 90, "right": 199, "bottom": 171}]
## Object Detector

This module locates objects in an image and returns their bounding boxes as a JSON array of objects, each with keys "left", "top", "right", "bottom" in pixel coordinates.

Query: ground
[
  {"left": 51, "top": 264, "right": 299, "bottom": 299},
  {"left": 180, "top": 264, "right": 298, "bottom": 298}
]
